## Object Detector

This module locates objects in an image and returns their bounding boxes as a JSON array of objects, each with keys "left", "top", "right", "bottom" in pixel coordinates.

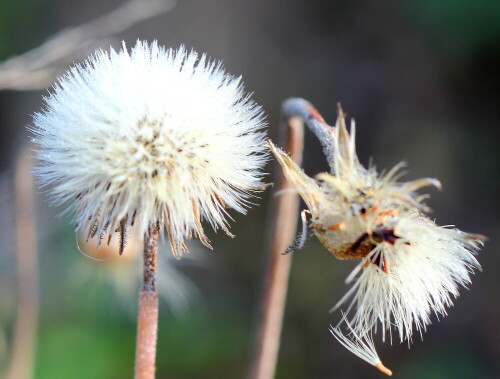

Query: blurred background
[{"left": 0, "top": 0, "right": 499, "bottom": 378}]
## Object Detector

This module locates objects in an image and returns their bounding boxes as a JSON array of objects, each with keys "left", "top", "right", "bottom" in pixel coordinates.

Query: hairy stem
[
  {"left": 134, "top": 229, "right": 159, "bottom": 379},
  {"left": 249, "top": 105, "right": 305, "bottom": 379}
]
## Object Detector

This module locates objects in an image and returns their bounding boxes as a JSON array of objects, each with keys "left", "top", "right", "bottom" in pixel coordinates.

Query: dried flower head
[
  {"left": 31, "top": 40, "right": 268, "bottom": 258},
  {"left": 269, "top": 101, "right": 483, "bottom": 374}
]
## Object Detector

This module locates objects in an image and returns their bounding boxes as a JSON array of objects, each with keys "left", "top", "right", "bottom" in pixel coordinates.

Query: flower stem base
[{"left": 135, "top": 231, "right": 159, "bottom": 379}]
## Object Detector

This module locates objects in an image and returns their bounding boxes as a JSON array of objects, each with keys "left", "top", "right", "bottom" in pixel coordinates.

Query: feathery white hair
[
  {"left": 31, "top": 40, "right": 268, "bottom": 257},
  {"left": 269, "top": 104, "right": 483, "bottom": 375}
]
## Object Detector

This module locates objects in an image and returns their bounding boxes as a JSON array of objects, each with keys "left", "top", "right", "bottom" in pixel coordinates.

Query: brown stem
[
  {"left": 134, "top": 229, "right": 159, "bottom": 379},
  {"left": 6, "top": 148, "right": 38, "bottom": 379},
  {"left": 249, "top": 115, "right": 304, "bottom": 379}
]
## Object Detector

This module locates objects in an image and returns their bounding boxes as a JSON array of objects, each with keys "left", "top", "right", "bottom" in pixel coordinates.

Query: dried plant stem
[
  {"left": 0, "top": 0, "right": 177, "bottom": 90},
  {"left": 249, "top": 111, "right": 305, "bottom": 379},
  {"left": 249, "top": 98, "right": 333, "bottom": 379},
  {"left": 7, "top": 149, "right": 38, "bottom": 379},
  {"left": 135, "top": 229, "right": 159, "bottom": 379}
]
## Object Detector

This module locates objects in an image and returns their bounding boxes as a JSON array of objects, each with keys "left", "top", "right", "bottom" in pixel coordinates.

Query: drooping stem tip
[{"left": 281, "top": 97, "right": 335, "bottom": 171}]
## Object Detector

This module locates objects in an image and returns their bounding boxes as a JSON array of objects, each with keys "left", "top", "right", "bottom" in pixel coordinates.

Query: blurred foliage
[
  {"left": 406, "top": 0, "right": 500, "bottom": 60},
  {"left": 397, "top": 346, "right": 491, "bottom": 379},
  {"left": 0, "top": 0, "right": 54, "bottom": 61},
  {"left": 36, "top": 301, "right": 250, "bottom": 379}
]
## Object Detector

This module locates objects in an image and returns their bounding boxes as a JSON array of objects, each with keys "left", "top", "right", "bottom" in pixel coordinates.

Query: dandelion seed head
[
  {"left": 31, "top": 40, "right": 268, "bottom": 257},
  {"left": 270, "top": 110, "right": 440, "bottom": 261},
  {"left": 270, "top": 103, "right": 483, "bottom": 371}
]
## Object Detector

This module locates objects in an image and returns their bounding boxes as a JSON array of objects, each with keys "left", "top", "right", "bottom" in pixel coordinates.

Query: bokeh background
[{"left": 0, "top": 0, "right": 499, "bottom": 378}]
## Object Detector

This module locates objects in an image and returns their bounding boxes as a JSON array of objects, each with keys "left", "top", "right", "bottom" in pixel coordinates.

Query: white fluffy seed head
[
  {"left": 270, "top": 106, "right": 483, "bottom": 371},
  {"left": 31, "top": 40, "right": 268, "bottom": 257}
]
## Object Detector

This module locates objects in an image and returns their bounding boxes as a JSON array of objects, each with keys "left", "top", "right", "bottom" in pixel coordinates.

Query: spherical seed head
[{"left": 31, "top": 40, "right": 268, "bottom": 257}]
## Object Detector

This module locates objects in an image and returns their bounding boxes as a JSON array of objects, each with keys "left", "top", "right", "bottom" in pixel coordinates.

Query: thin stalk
[
  {"left": 249, "top": 110, "right": 305, "bottom": 379},
  {"left": 6, "top": 148, "right": 38, "bottom": 379},
  {"left": 249, "top": 98, "right": 334, "bottom": 379},
  {"left": 134, "top": 229, "right": 159, "bottom": 379}
]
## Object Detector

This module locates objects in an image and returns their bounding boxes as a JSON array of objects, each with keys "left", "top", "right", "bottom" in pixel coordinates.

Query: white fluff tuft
[
  {"left": 31, "top": 40, "right": 268, "bottom": 257},
  {"left": 334, "top": 213, "right": 481, "bottom": 344},
  {"left": 330, "top": 316, "right": 392, "bottom": 376},
  {"left": 330, "top": 320, "right": 380, "bottom": 367}
]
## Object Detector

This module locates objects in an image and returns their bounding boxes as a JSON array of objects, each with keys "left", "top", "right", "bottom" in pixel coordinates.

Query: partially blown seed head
[
  {"left": 269, "top": 105, "right": 483, "bottom": 374},
  {"left": 31, "top": 40, "right": 268, "bottom": 257}
]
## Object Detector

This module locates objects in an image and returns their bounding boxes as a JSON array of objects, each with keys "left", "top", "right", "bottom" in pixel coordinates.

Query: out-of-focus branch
[
  {"left": 0, "top": 0, "right": 177, "bottom": 91},
  {"left": 6, "top": 146, "right": 38, "bottom": 379}
]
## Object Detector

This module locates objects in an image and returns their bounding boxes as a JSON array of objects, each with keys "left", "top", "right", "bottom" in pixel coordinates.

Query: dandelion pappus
[{"left": 269, "top": 98, "right": 484, "bottom": 375}]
